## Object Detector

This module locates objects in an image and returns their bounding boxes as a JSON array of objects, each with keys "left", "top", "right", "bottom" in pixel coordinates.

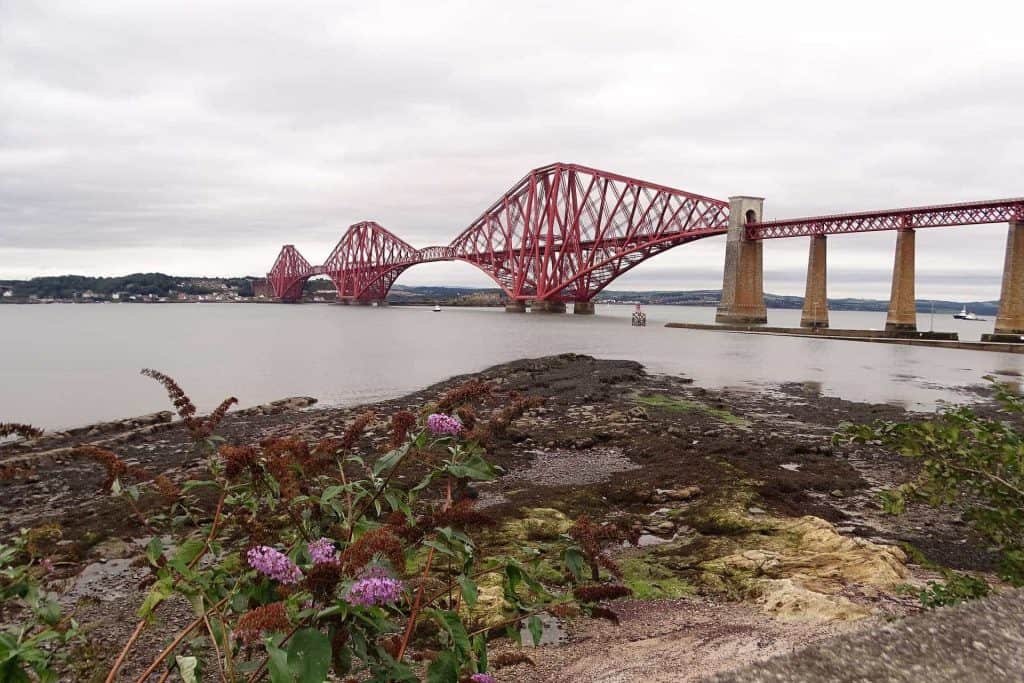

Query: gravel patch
[
  {"left": 503, "top": 446, "right": 640, "bottom": 486},
  {"left": 493, "top": 597, "right": 864, "bottom": 682}
]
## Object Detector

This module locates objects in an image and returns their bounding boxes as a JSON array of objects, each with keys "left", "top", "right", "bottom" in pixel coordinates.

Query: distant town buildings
[{"left": 0, "top": 275, "right": 265, "bottom": 304}]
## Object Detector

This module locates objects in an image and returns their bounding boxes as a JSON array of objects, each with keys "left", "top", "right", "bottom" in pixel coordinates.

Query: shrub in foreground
[
  {"left": 1, "top": 371, "right": 632, "bottom": 682},
  {"left": 837, "top": 376, "right": 1024, "bottom": 596}
]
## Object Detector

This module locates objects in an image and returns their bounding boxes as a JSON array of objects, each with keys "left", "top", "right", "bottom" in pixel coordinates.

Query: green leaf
[
  {"left": 426, "top": 650, "right": 459, "bottom": 683},
  {"left": 411, "top": 471, "right": 437, "bottom": 492},
  {"left": 286, "top": 628, "right": 331, "bottom": 683},
  {"left": 384, "top": 489, "right": 404, "bottom": 513},
  {"left": 426, "top": 609, "right": 471, "bottom": 658},
  {"left": 563, "top": 547, "right": 586, "bottom": 581},
  {"left": 472, "top": 633, "right": 488, "bottom": 674},
  {"left": 446, "top": 453, "right": 497, "bottom": 481},
  {"left": 35, "top": 666, "right": 58, "bottom": 683},
  {"left": 145, "top": 537, "right": 165, "bottom": 566},
  {"left": 266, "top": 641, "right": 292, "bottom": 683},
  {"left": 373, "top": 444, "right": 408, "bottom": 477},
  {"left": 231, "top": 593, "right": 249, "bottom": 613},
  {"left": 422, "top": 540, "right": 458, "bottom": 558},
  {"left": 136, "top": 578, "right": 173, "bottom": 619},
  {"left": 320, "top": 485, "right": 343, "bottom": 504},
  {"left": 175, "top": 655, "right": 199, "bottom": 683},
  {"left": 457, "top": 576, "right": 478, "bottom": 608},
  {"left": 171, "top": 538, "right": 206, "bottom": 570},
  {"left": 34, "top": 598, "right": 60, "bottom": 626},
  {"left": 0, "top": 661, "right": 31, "bottom": 683},
  {"left": 182, "top": 479, "right": 218, "bottom": 491},
  {"left": 527, "top": 615, "right": 543, "bottom": 646},
  {"left": 331, "top": 642, "right": 352, "bottom": 677}
]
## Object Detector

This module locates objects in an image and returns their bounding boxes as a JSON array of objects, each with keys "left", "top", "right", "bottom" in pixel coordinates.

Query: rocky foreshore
[{"left": 0, "top": 354, "right": 1010, "bottom": 681}]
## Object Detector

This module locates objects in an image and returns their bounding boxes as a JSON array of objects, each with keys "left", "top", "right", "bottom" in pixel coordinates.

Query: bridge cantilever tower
[
  {"left": 449, "top": 163, "right": 729, "bottom": 312},
  {"left": 267, "top": 245, "right": 321, "bottom": 303},
  {"left": 321, "top": 221, "right": 420, "bottom": 304}
]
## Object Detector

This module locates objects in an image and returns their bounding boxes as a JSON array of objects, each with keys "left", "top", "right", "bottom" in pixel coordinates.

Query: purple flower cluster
[
  {"left": 347, "top": 575, "right": 404, "bottom": 606},
  {"left": 470, "top": 674, "right": 498, "bottom": 683},
  {"left": 426, "top": 413, "right": 462, "bottom": 437},
  {"left": 307, "top": 537, "right": 339, "bottom": 565},
  {"left": 247, "top": 546, "right": 303, "bottom": 585}
]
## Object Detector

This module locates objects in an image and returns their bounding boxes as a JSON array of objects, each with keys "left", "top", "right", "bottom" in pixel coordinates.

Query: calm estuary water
[{"left": 1, "top": 303, "right": 1021, "bottom": 430}]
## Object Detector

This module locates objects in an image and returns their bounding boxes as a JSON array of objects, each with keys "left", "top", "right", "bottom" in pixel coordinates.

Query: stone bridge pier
[
  {"left": 716, "top": 196, "right": 767, "bottom": 324},
  {"left": 572, "top": 301, "right": 595, "bottom": 315},
  {"left": 993, "top": 221, "right": 1024, "bottom": 335},
  {"left": 885, "top": 228, "right": 917, "bottom": 333},
  {"left": 505, "top": 299, "right": 594, "bottom": 314},
  {"left": 531, "top": 300, "right": 567, "bottom": 313},
  {"left": 801, "top": 234, "right": 829, "bottom": 328}
]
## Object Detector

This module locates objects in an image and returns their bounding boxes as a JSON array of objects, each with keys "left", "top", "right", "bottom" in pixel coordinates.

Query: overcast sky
[{"left": 2, "top": 1, "right": 1022, "bottom": 299}]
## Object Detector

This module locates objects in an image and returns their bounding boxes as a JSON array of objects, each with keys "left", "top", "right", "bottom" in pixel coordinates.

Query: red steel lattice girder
[
  {"left": 448, "top": 163, "right": 730, "bottom": 301},
  {"left": 267, "top": 244, "right": 321, "bottom": 302},
  {"left": 322, "top": 221, "right": 420, "bottom": 301},
  {"left": 319, "top": 222, "right": 456, "bottom": 301},
  {"left": 748, "top": 197, "right": 1024, "bottom": 240}
]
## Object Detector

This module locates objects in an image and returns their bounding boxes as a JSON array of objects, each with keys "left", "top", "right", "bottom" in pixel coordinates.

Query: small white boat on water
[
  {"left": 433, "top": 303, "right": 441, "bottom": 312},
  {"left": 953, "top": 306, "right": 985, "bottom": 321}
]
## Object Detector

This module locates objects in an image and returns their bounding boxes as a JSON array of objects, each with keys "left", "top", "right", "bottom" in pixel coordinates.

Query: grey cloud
[{"left": 1, "top": 0, "right": 1022, "bottom": 295}]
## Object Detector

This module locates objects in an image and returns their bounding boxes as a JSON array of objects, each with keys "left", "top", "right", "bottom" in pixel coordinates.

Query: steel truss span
[
  {"left": 267, "top": 162, "right": 1022, "bottom": 302},
  {"left": 748, "top": 198, "right": 1024, "bottom": 240},
  {"left": 268, "top": 163, "right": 731, "bottom": 302}
]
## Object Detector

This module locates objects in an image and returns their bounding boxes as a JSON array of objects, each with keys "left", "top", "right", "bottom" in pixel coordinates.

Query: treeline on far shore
[
  {"left": 0, "top": 274, "right": 999, "bottom": 314},
  {"left": 0, "top": 273, "right": 255, "bottom": 301}
]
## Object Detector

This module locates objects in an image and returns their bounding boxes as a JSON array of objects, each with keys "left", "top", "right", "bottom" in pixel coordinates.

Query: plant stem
[
  {"left": 104, "top": 620, "right": 146, "bottom": 683},
  {"left": 949, "top": 462, "right": 1024, "bottom": 499},
  {"left": 203, "top": 611, "right": 227, "bottom": 683},
  {"left": 209, "top": 600, "right": 236, "bottom": 681},
  {"left": 348, "top": 446, "right": 413, "bottom": 542},
  {"left": 130, "top": 597, "right": 229, "bottom": 683},
  {"left": 246, "top": 623, "right": 301, "bottom": 683},
  {"left": 396, "top": 545, "right": 436, "bottom": 662}
]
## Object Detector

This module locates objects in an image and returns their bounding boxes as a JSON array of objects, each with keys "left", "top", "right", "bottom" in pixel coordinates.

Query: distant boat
[
  {"left": 953, "top": 306, "right": 985, "bottom": 321},
  {"left": 433, "top": 303, "right": 442, "bottom": 312}
]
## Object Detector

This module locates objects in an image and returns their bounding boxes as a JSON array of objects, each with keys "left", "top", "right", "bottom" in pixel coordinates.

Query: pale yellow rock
[
  {"left": 754, "top": 578, "right": 872, "bottom": 622},
  {"left": 502, "top": 507, "right": 573, "bottom": 542},
  {"left": 463, "top": 573, "right": 513, "bottom": 629},
  {"left": 700, "top": 514, "right": 909, "bottom": 622}
]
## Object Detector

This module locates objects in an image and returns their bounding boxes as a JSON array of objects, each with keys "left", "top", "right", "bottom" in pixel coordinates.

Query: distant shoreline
[{"left": 0, "top": 298, "right": 996, "bottom": 315}]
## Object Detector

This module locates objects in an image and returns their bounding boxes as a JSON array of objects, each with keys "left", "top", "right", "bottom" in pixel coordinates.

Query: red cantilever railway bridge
[{"left": 267, "top": 162, "right": 1024, "bottom": 325}]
